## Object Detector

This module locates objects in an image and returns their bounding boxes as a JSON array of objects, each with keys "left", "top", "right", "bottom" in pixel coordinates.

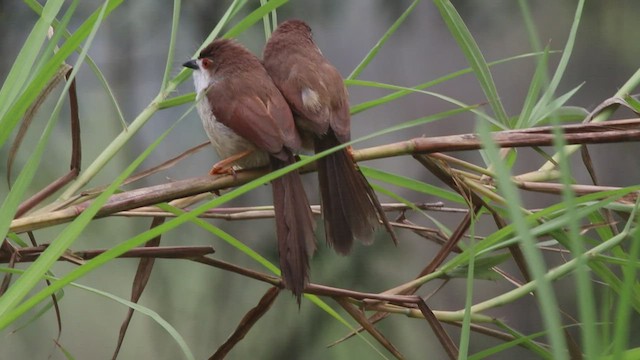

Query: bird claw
[{"left": 209, "top": 163, "right": 239, "bottom": 182}]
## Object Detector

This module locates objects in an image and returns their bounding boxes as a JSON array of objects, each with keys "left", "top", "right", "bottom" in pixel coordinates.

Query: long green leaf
[
  {"left": 25, "top": 0, "right": 133, "bottom": 130},
  {"left": 478, "top": 119, "right": 567, "bottom": 359},
  {"left": 0, "top": 0, "right": 64, "bottom": 131},
  {"left": 0, "top": 267, "right": 194, "bottom": 360},
  {"left": 157, "top": 203, "right": 386, "bottom": 356},
  {"left": 350, "top": 51, "right": 551, "bottom": 116},
  {"left": 360, "top": 167, "right": 464, "bottom": 203},
  {"left": 0, "top": 111, "right": 175, "bottom": 329},
  {"left": 161, "top": 0, "right": 182, "bottom": 91},
  {"left": 0, "top": 1, "right": 113, "bottom": 321},
  {"left": 612, "top": 209, "right": 640, "bottom": 359},
  {"left": 348, "top": 0, "right": 420, "bottom": 80},
  {"left": 516, "top": 45, "right": 549, "bottom": 128},
  {"left": 349, "top": 79, "right": 502, "bottom": 128},
  {"left": 433, "top": 0, "right": 510, "bottom": 126},
  {"left": 223, "top": 0, "right": 288, "bottom": 39},
  {"left": 530, "top": 0, "right": 585, "bottom": 122},
  {"left": 0, "top": 0, "right": 123, "bottom": 149}
]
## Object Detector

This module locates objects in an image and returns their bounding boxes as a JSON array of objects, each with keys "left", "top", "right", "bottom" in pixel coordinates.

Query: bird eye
[{"left": 201, "top": 58, "right": 212, "bottom": 69}]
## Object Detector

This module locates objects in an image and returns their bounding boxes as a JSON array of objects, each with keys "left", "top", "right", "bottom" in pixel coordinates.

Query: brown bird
[
  {"left": 263, "top": 20, "right": 397, "bottom": 254},
  {"left": 183, "top": 39, "right": 316, "bottom": 301}
]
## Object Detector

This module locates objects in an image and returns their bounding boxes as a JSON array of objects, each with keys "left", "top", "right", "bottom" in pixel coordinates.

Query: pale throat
[
  {"left": 192, "top": 68, "right": 213, "bottom": 95},
  {"left": 192, "top": 63, "right": 223, "bottom": 97}
]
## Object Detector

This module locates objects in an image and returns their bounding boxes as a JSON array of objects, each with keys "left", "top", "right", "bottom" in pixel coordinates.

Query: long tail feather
[
  {"left": 315, "top": 131, "right": 397, "bottom": 254},
  {"left": 271, "top": 155, "right": 316, "bottom": 303}
]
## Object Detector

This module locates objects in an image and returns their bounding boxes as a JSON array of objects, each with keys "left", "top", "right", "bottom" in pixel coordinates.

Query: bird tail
[
  {"left": 315, "top": 130, "right": 397, "bottom": 255},
  {"left": 271, "top": 155, "right": 316, "bottom": 303}
]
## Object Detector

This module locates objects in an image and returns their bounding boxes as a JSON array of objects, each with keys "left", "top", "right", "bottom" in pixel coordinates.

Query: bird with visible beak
[
  {"left": 263, "top": 20, "right": 397, "bottom": 255},
  {"left": 183, "top": 39, "right": 316, "bottom": 302}
]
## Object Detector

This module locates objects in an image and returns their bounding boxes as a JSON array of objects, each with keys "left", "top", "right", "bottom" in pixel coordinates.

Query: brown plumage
[
  {"left": 263, "top": 20, "right": 397, "bottom": 254},
  {"left": 183, "top": 39, "right": 316, "bottom": 301}
]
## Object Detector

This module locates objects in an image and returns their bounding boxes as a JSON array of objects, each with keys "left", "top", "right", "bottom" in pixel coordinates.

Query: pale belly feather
[{"left": 196, "top": 96, "right": 270, "bottom": 169}]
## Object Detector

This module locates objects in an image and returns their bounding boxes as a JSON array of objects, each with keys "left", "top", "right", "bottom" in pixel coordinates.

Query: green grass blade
[
  {"left": 458, "top": 218, "right": 476, "bottom": 359},
  {"left": 532, "top": 83, "right": 584, "bottom": 127},
  {"left": 0, "top": 267, "right": 194, "bottom": 359},
  {"left": 624, "top": 94, "right": 640, "bottom": 112},
  {"left": 259, "top": 0, "right": 273, "bottom": 40},
  {"left": 6, "top": 287, "right": 65, "bottom": 334},
  {"left": 73, "top": 281, "right": 195, "bottom": 360},
  {"left": 433, "top": 0, "right": 510, "bottom": 126},
  {"left": 517, "top": 0, "right": 543, "bottom": 53},
  {"left": 348, "top": 79, "right": 501, "bottom": 128},
  {"left": 530, "top": 0, "right": 584, "bottom": 122},
  {"left": 442, "top": 187, "right": 639, "bottom": 273},
  {"left": 477, "top": 119, "right": 568, "bottom": 359},
  {"left": 469, "top": 327, "right": 551, "bottom": 360},
  {"left": 157, "top": 203, "right": 386, "bottom": 357},
  {"left": 0, "top": 0, "right": 64, "bottom": 130},
  {"left": 360, "top": 166, "right": 465, "bottom": 204},
  {"left": 539, "top": 68, "right": 640, "bottom": 173},
  {"left": 348, "top": 0, "right": 420, "bottom": 80},
  {"left": 223, "top": 0, "right": 288, "bottom": 39},
  {"left": 351, "top": 51, "right": 550, "bottom": 116},
  {"left": 516, "top": 45, "right": 549, "bottom": 128},
  {"left": 0, "top": 102, "right": 57, "bottom": 250},
  {"left": 25, "top": 0, "right": 128, "bottom": 130},
  {"left": 161, "top": 0, "right": 181, "bottom": 91},
  {"left": 0, "top": 106, "right": 178, "bottom": 328},
  {"left": 0, "top": 0, "right": 123, "bottom": 149},
  {"left": 551, "top": 112, "right": 597, "bottom": 357},
  {"left": 0, "top": 0, "right": 113, "bottom": 322},
  {"left": 157, "top": 203, "right": 279, "bottom": 274},
  {"left": 158, "top": 93, "right": 196, "bottom": 109},
  {"left": 466, "top": 223, "right": 637, "bottom": 331},
  {"left": 612, "top": 207, "right": 640, "bottom": 359},
  {"left": 535, "top": 106, "right": 588, "bottom": 125},
  {"left": 27, "top": 0, "right": 77, "bottom": 81}
]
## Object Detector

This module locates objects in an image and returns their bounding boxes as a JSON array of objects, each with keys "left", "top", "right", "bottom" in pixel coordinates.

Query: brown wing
[
  {"left": 265, "top": 88, "right": 303, "bottom": 152},
  {"left": 267, "top": 54, "right": 350, "bottom": 142},
  {"left": 322, "top": 62, "right": 351, "bottom": 143},
  {"left": 208, "top": 88, "right": 289, "bottom": 159}
]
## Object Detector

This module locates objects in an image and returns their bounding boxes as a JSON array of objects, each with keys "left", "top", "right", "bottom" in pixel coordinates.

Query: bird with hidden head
[{"left": 263, "top": 19, "right": 398, "bottom": 255}]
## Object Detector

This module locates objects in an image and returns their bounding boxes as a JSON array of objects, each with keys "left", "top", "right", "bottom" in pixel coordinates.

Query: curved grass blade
[
  {"left": 361, "top": 166, "right": 464, "bottom": 204},
  {"left": 0, "top": 1, "right": 114, "bottom": 322},
  {"left": 515, "top": 45, "right": 549, "bottom": 128},
  {"left": 530, "top": 0, "right": 585, "bottom": 122},
  {"left": 348, "top": 79, "right": 501, "bottom": 129},
  {"left": 348, "top": 0, "right": 421, "bottom": 80},
  {"left": 0, "top": 0, "right": 65, "bottom": 134},
  {"left": 479, "top": 120, "right": 566, "bottom": 359},
  {"left": 0, "top": 0, "right": 123, "bottom": 149},
  {"left": 0, "top": 266, "right": 195, "bottom": 359},
  {"left": 350, "top": 51, "right": 552, "bottom": 116},
  {"left": 433, "top": 0, "right": 509, "bottom": 126},
  {"left": 223, "top": 0, "right": 288, "bottom": 39},
  {"left": 160, "top": 0, "right": 182, "bottom": 91}
]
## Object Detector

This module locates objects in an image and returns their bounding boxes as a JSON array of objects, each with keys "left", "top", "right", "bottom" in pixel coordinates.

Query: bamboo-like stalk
[{"left": 10, "top": 118, "right": 640, "bottom": 234}]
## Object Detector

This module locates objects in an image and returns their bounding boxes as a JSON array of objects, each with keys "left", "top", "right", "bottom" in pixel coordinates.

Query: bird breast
[{"left": 193, "top": 72, "right": 270, "bottom": 169}]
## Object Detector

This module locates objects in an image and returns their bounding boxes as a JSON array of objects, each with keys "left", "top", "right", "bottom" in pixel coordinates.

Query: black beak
[{"left": 182, "top": 59, "right": 199, "bottom": 70}]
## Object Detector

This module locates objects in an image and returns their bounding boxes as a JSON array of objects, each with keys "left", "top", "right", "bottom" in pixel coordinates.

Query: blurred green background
[{"left": 1, "top": 1, "right": 640, "bottom": 359}]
